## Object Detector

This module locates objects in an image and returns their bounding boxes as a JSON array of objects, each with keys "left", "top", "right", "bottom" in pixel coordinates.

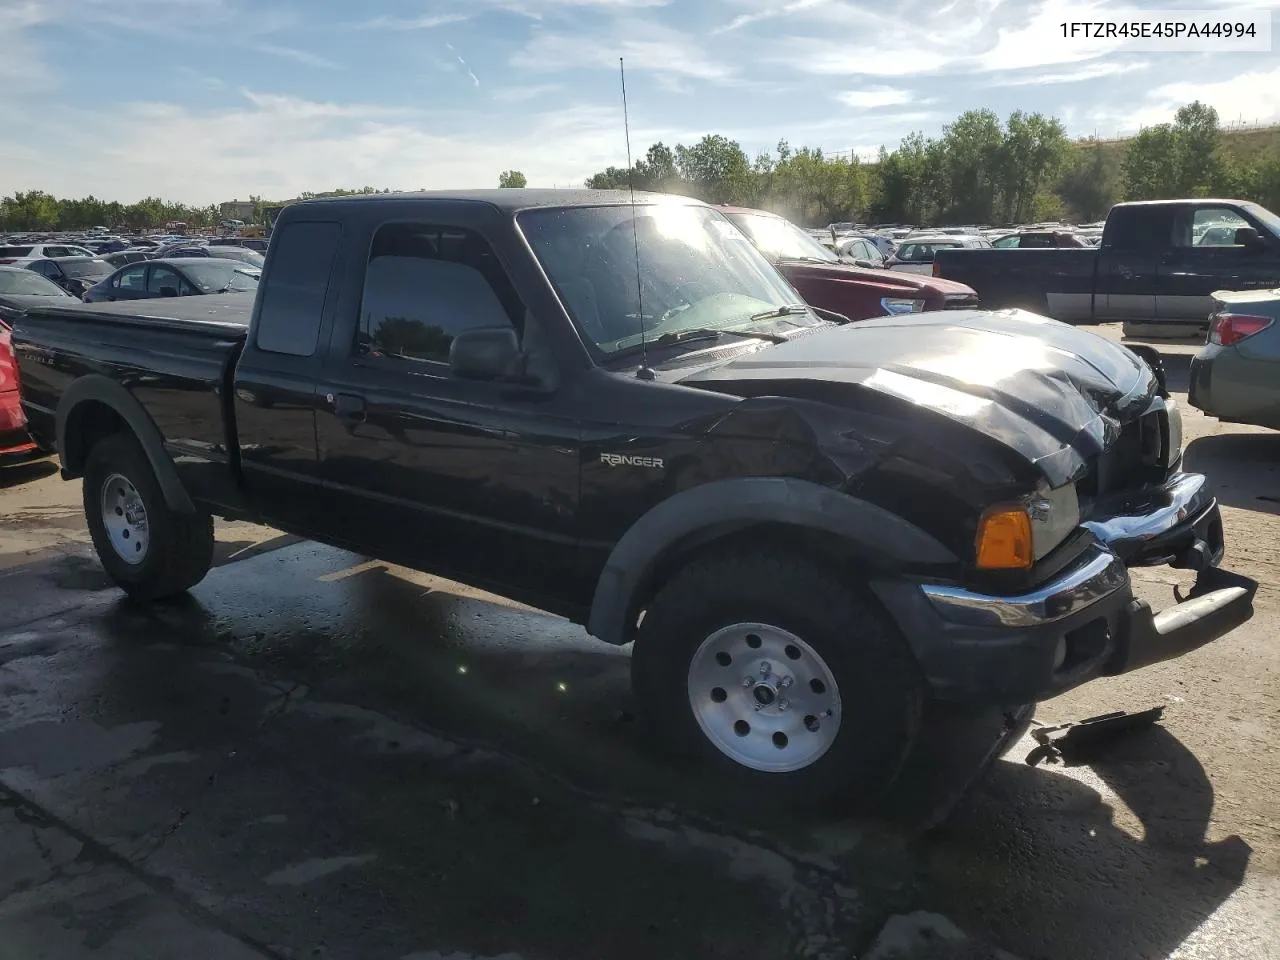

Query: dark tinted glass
[
  {"left": 255, "top": 221, "right": 341, "bottom": 356},
  {"left": 359, "top": 223, "right": 520, "bottom": 364},
  {"left": 1104, "top": 206, "right": 1177, "bottom": 251}
]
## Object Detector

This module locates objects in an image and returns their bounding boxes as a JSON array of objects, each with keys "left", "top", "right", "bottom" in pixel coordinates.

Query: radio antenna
[{"left": 620, "top": 57, "right": 654, "bottom": 381}]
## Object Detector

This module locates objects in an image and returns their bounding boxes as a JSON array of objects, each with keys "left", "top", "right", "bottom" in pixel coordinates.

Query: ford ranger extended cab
[
  {"left": 12, "top": 190, "right": 1256, "bottom": 807},
  {"left": 935, "top": 198, "right": 1280, "bottom": 336}
]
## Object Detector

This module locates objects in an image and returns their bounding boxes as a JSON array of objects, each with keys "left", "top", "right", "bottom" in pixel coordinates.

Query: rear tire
[
  {"left": 83, "top": 433, "right": 214, "bottom": 601},
  {"left": 631, "top": 550, "right": 924, "bottom": 811}
]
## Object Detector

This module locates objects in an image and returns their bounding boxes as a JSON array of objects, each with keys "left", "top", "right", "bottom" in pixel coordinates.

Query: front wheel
[
  {"left": 631, "top": 551, "right": 924, "bottom": 810},
  {"left": 83, "top": 433, "right": 214, "bottom": 601}
]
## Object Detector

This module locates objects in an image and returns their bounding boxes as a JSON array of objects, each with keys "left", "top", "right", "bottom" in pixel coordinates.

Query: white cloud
[
  {"left": 513, "top": 21, "right": 737, "bottom": 82},
  {"left": 995, "top": 60, "right": 1149, "bottom": 86},
  {"left": 257, "top": 44, "right": 343, "bottom": 71},
  {"left": 835, "top": 86, "right": 914, "bottom": 108},
  {"left": 1130, "top": 64, "right": 1280, "bottom": 129},
  {"left": 713, "top": 0, "right": 830, "bottom": 34},
  {"left": 0, "top": 90, "right": 684, "bottom": 201},
  {"left": 491, "top": 82, "right": 565, "bottom": 102},
  {"left": 360, "top": 13, "right": 473, "bottom": 29}
]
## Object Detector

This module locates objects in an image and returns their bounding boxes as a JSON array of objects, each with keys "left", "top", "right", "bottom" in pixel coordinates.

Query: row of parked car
[{"left": 0, "top": 235, "right": 266, "bottom": 303}]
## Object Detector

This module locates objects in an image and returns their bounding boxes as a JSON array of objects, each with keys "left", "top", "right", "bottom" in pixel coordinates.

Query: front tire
[
  {"left": 631, "top": 550, "right": 924, "bottom": 810},
  {"left": 83, "top": 433, "right": 214, "bottom": 600}
]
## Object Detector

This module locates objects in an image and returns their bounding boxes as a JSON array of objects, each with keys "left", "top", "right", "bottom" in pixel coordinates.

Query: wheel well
[
  {"left": 630, "top": 521, "right": 872, "bottom": 639},
  {"left": 62, "top": 400, "right": 127, "bottom": 476}
]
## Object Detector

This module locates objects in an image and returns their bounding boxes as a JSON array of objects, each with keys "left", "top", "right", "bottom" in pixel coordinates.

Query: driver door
[{"left": 313, "top": 218, "right": 582, "bottom": 605}]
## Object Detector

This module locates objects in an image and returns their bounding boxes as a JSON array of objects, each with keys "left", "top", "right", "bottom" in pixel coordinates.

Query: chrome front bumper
[
  {"left": 888, "top": 471, "right": 1257, "bottom": 703},
  {"left": 922, "top": 471, "right": 1219, "bottom": 630}
]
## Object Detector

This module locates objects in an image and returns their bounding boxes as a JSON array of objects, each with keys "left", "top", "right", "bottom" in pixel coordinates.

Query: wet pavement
[{"left": 1, "top": 328, "right": 1277, "bottom": 960}]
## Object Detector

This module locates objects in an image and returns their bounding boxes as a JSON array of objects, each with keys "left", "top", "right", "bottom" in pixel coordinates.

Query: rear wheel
[
  {"left": 83, "top": 433, "right": 214, "bottom": 600},
  {"left": 631, "top": 550, "right": 924, "bottom": 810}
]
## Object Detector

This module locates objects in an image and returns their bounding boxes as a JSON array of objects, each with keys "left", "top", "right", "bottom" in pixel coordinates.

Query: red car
[
  {"left": 0, "top": 319, "right": 41, "bottom": 464},
  {"left": 718, "top": 206, "right": 980, "bottom": 319},
  {"left": 0, "top": 266, "right": 72, "bottom": 465}
]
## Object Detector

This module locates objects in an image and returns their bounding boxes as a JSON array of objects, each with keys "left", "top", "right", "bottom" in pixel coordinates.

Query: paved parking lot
[{"left": 0, "top": 326, "right": 1277, "bottom": 960}]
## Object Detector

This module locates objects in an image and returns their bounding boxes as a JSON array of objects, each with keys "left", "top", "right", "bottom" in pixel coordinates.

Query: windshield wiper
[
  {"left": 777, "top": 256, "right": 835, "bottom": 264},
  {"left": 653, "top": 326, "right": 787, "bottom": 347},
  {"left": 747, "top": 303, "right": 810, "bottom": 323}
]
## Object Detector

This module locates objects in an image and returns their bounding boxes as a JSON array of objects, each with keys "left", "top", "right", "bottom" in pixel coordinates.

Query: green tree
[
  {"left": 1171, "top": 101, "right": 1222, "bottom": 195},
  {"left": 1121, "top": 124, "right": 1179, "bottom": 200},
  {"left": 936, "top": 109, "right": 1005, "bottom": 223},
  {"left": 998, "top": 111, "right": 1070, "bottom": 223},
  {"left": 584, "top": 166, "right": 632, "bottom": 190},
  {"left": 636, "top": 142, "right": 678, "bottom": 190},
  {"left": 674, "top": 134, "right": 753, "bottom": 204},
  {"left": 1056, "top": 139, "right": 1120, "bottom": 221},
  {"left": 498, "top": 170, "right": 527, "bottom": 188}
]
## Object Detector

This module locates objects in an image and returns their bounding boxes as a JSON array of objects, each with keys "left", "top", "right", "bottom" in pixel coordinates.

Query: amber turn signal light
[{"left": 975, "top": 506, "right": 1033, "bottom": 570}]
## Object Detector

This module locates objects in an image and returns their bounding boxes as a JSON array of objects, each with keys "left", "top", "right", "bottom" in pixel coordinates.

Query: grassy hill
[{"left": 1083, "top": 123, "right": 1280, "bottom": 165}]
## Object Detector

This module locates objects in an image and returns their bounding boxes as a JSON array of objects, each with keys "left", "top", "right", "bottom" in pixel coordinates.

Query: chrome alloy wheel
[
  {"left": 686, "top": 622, "right": 842, "bottom": 772},
  {"left": 101, "top": 473, "right": 150, "bottom": 565}
]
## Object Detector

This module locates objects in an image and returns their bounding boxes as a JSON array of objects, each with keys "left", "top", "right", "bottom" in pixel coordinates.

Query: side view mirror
[
  {"left": 1234, "top": 226, "right": 1265, "bottom": 249},
  {"left": 159, "top": 286, "right": 178, "bottom": 297},
  {"left": 449, "top": 326, "right": 521, "bottom": 381},
  {"left": 853, "top": 259, "right": 875, "bottom": 269}
]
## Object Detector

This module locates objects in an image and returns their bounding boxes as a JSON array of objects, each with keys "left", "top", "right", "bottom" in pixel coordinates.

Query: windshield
[
  {"left": 897, "top": 241, "right": 960, "bottom": 262},
  {"left": 61, "top": 259, "right": 113, "bottom": 279},
  {"left": 0, "top": 270, "right": 70, "bottom": 295},
  {"left": 725, "top": 212, "right": 838, "bottom": 263},
  {"left": 182, "top": 262, "right": 261, "bottom": 293},
  {"left": 518, "top": 203, "right": 807, "bottom": 355},
  {"left": 1243, "top": 202, "right": 1280, "bottom": 239},
  {"left": 217, "top": 248, "right": 266, "bottom": 267}
]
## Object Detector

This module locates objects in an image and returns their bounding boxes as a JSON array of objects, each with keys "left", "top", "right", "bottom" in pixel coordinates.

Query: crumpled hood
[
  {"left": 677, "top": 308, "right": 1155, "bottom": 486},
  {"left": 779, "top": 259, "right": 976, "bottom": 296}
]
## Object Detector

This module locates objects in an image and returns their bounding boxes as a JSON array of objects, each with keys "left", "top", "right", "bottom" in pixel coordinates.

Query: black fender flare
[
  {"left": 586, "top": 476, "right": 956, "bottom": 645},
  {"left": 55, "top": 374, "right": 196, "bottom": 514}
]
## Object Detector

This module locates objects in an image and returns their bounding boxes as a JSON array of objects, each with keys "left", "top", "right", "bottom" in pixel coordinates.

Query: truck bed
[
  {"left": 13, "top": 293, "right": 253, "bottom": 512},
  {"left": 933, "top": 248, "right": 1098, "bottom": 321},
  {"left": 22, "top": 291, "right": 254, "bottom": 338}
]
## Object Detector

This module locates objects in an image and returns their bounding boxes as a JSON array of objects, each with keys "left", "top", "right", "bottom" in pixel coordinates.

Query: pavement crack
[
  {"left": 259, "top": 680, "right": 309, "bottom": 725},
  {"left": 130, "top": 808, "right": 190, "bottom": 866},
  {"left": 29, "top": 822, "right": 54, "bottom": 863},
  {"left": 0, "top": 777, "right": 286, "bottom": 960}
]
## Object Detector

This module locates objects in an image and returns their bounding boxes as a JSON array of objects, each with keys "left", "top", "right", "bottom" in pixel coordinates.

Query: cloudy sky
[{"left": 3, "top": 0, "right": 1278, "bottom": 204}]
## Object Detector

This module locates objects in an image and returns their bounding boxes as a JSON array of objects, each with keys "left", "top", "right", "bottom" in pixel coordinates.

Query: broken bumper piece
[{"left": 873, "top": 473, "right": 1257, "bottom": 705}]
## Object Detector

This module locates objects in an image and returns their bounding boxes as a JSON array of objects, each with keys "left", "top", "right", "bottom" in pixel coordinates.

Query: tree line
[
  {"left": 0, "top": 186, "right": 394, "bottom": 234},
  {"left": 580, "top": 101, "right": 1280, "bottom": 226},
  {"left": 4, "top": 101, "right": 1275, "bottom": 233}
]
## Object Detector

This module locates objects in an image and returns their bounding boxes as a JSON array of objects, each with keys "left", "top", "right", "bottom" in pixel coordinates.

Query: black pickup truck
[
  {"left": 12, "top": 190, "right": 1257, "bottom": 807},
  {"left": 935, "top": 198, "right": 1280, "bottom": 336}
]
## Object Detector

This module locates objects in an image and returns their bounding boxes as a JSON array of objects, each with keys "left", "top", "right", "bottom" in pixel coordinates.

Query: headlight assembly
[{"left": 880, "top": 297, "right": 926, "bottom": 315}]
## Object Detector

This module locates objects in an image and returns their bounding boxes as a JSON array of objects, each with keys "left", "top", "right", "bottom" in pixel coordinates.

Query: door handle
[{"left": 329, "top": 392, "right": 366, "bottom": 421}]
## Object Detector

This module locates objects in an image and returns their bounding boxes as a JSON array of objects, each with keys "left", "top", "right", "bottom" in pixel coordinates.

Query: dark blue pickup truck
[{"left": 936, "top": 198, "right": 1280, "bottom": 336}]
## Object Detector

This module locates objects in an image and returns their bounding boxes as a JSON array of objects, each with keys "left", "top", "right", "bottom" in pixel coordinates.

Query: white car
[{"left": 0, "top": 242, "right": 97, "bottom": 265}]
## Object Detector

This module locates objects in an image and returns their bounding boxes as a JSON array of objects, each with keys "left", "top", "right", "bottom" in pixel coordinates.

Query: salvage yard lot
[{"left": 0, "top": 325, "right": 1277, "bottom": 960}]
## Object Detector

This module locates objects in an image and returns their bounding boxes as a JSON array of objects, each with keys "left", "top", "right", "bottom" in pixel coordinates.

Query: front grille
[
  {"left": 1079, "top": 408, "right": 1167, "bottom": 497},
  {"left": 941, "top": 295, "right": 981, "bottom": 310}
]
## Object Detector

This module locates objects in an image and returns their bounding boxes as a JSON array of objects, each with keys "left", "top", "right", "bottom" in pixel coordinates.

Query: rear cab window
[
  {"left": 1103, "top": 205, "right": 1177, "bottom": 252},
  {"left": 254, "top": 221, "right": 342, "bottom": 356}
]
